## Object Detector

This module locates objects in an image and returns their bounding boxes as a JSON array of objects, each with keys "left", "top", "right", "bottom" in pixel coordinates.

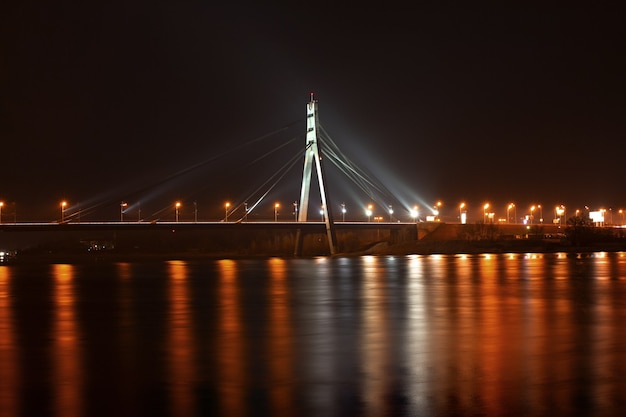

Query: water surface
[{"left": 1, "top": 252, "right": 626, "bottom": 416}]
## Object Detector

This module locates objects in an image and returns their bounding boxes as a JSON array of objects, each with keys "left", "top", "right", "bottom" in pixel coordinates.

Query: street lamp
[
  {"left": 61, "top": 201, "right": 67, "bottom": 222},
  {"left": 538, "top": 204, "right": 543, "bottom": 223},
  {"left": 620, "top": 209, "right": 624, "bottom": 225},
  {"left": 320, "top": 207, "right": 324, "bottom": 221},
  {"left": 244, "top": 202, "right": 248, "bottom": 222},
  {"left": 388, "top": 205, "right": 393, "bottom": 222},
  {"left": 274, "top": 203, "right": 280, "bottom": 222},
  {"left": 120, "top": 202, "right": 128, "bottom": 222},
  {"left": 483, "top": 203, "right": 490, "bottom": 222},
  {"left": 507, "top": 203, "right": 515, "bottom": 224},
  {"left": 459, "top": 202, "right": 466, "bottom": 224},
  {"left": 294, "top": 201, "right": 298, "bottom": 222},
  {"left": 341, "top": 202, "right": 346, "bottom": 222},
  {"left": 365, "top": 204, "right": 373, "bottom": 222},
  {"left": 175, "top": 201, "right": 181, "bottom": 222},
  {"left": 530, "top": 205, "right": 535, "bottom": 224},
  {"left": 0, "top": 201, "right": 3, "bottom": 224},
  {"left": 410, "top": 206, "right": 419, "bottom": 223},
  {"left": 225, "top": 202, "right": 231, "bottom": 222},
  {"left": 435, "top": 201, "right": 442, "bottom": 221},
  {"left": 555, "top": 205, "right": 565, "bottom": 224}
]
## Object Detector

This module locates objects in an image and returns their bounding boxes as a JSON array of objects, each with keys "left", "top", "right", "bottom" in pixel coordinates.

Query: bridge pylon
[{"left": 294, "top": 93, "right": 337, "bottom": 255}]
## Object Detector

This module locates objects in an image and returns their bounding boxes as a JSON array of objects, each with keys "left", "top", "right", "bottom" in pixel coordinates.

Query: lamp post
[
  {"left": 507, "top": 203, "right": 515, "bottom": 224},
  {"left": 274, "top": 203, "right": 280, "bottom": 222},
  {"left": 410, "top": 206, "right": 419, "bottom": 223},
  {"left": 61, "top": 201, "right": 67, "bottom": 222},
  {"left": 435, "top": 201, "right": 442, "bottom": 221},
  {"left": 175, "top": 202, "right": 181, "bottom": 222},
  {"left": 555, "top": 205, "right": 565, "bottom": 224},
  {"left": 388, "top": 205, "right": 393, "bottom": 222},
  {"left": 120, "top": 202, "right": 127, "bottom": 222},
  {"left": 620, "top": 209, "right": 624, "bottom": 225},
  {"left": 538, "top": 204, "right": 543, "bottom": 223},
  {"left": 341, "top": 202, "right": 346, "bottom": 222},
  {"left": 225, "top": 202, "right": 231, "bottom": 222},
  {"left": 366, "top": 204, "right": 373, "bottom": 222},
  {"left": 244, "top": 202, "right": 248, "bottom": 222},
  {"left": 530, "top": 205, "right": 535, "bottom": 224},
  {"left": 294, "top": 202, "right": 298, "bottom": 222},
  {"left": 483, "top": 203, "right": 490, "bottom": 223},
  {"left": 0, "top": 201, "right": 3, "bottom": 224},
  {"left": 459, "top": 202, "right": 466, "bottom": 224}
]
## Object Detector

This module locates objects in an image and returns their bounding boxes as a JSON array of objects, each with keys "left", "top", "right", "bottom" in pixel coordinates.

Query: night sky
[{"left": 2, "top": 3, "right": 625, "bottom": 222}]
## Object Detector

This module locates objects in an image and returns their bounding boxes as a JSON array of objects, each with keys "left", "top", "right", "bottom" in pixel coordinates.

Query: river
[{"left": 1, "top": 252, "right": 626, "bottom": 416}]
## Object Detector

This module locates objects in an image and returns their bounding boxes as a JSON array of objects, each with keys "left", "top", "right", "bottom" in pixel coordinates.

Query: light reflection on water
[
  {"left": 0, "top": 252, "right": 625, "bottom": 416},
  {"left": 52, "top": 264, "right": 82, "bottom": 417},
  {"left": 0, "top": 266, "right": 18, "bottom": 417}
]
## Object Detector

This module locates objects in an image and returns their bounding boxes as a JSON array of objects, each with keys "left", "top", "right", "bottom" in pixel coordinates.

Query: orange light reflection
[
  {"left": 167, "top": 260, "right": 196, "bottom": 417},
  {"left": 217, "top": 260, "right": 245, "bottom": 417},
  {"left": 52, "top": 264, "right": 82, "bottom": 417},
  {"left": 267, "top": 258, "right": 294, "bottom": 416},
  {"left": 0, "top": 267, "right": 19, "bottom": 417}
]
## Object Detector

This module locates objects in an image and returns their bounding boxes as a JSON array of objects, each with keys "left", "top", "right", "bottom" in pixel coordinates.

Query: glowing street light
[
  {"left": 0, "top": 201, "right": 3, "bottom": 224},
  {"left": 410, "top": 205, "right": 419, "bottom": 223},
  {"left": 388, "top": 205, "right": 394, "bottom": 222},
  {"left": 507, "top": 203, "right": 515, "bottom": 224},
  {"left": 225, "top": 202, "right": 231, "bottom": 222},
  {"left": 274, "top": 202, "right": 280, "bottom": 222},
  {"left": 61, "top": 201, "right": 67, "bottom": 222},
  {"left": 538, "top": 204, "right": 543, "bottom": 223},
  {"left": 459, "top": 202, "right": 466, "bottom": 224},
  {"left": 341, "top": 202, "right": 346, "bottom": 222},
  {"left": 620, "top": 209, "right": 624, "bottom": 225},
  {"left": 483, "top": 203, "right": 490, "bottom": 222},
  {"left": 530, "top": 205, "right": 536, "bottom": 224},
  {"left": 294, "top": 201, "right": 299, "bottom": 221},
  {"left": 175, "top": 201, "right": 181, "bottom": 222},
  {"left": 120, "top": 202, "right": 128, "bottom": 222},
  {"left": 320, "top": 206, "right": 325, "bottom": 221},
  {"left": 365, "top": 204, "right": 373, "bottom": 222},
  {"left": 555, "top": 205, "right": 565, "bottom": 224},
  {"left": 434, "top": 201, "right": 442, "bottom": 220}
]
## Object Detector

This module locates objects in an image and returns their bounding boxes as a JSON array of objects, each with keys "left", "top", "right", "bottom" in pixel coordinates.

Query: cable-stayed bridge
[{"left": 0, "top": 94, "right": 423, "bottom": 256}]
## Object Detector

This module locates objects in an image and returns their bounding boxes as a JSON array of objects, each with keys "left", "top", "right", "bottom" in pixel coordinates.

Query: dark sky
[{"left": 2, "top": 3, "right": 625, "bottom": 222}]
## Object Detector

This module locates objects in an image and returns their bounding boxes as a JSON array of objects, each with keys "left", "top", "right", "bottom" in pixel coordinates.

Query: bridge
[
  {"left": 0, "top": 94, "right": 430, "bottom": 257},
  {"left": 0, "top": 220, "right": 418, "bottom": 258}
]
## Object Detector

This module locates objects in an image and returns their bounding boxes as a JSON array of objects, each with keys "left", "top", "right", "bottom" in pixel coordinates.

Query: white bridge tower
[{"left": 296, "top": 93, "right": 337, "bottom": 255}]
